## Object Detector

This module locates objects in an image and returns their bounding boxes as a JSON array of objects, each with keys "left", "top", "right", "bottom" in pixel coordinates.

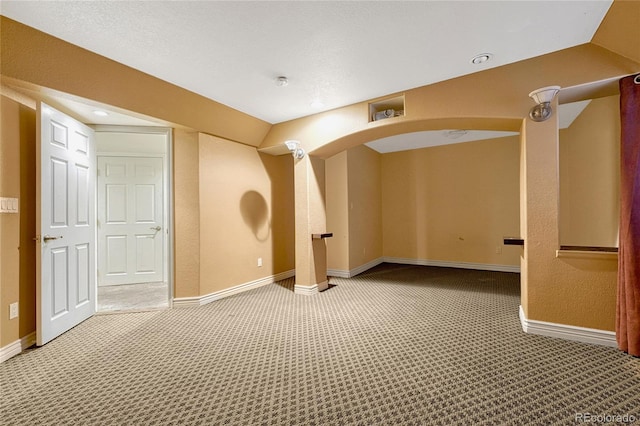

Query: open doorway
[{"left": 94, "top": 126, "right": 173, "bottom": 312}]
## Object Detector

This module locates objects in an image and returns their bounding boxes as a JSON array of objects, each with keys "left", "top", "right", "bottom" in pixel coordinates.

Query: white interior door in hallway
[
  {"left": 97, "top": 156, "right": 164, "bottom": 286},
  {"left": 37, "top": 103, "right": 96, "bottom": 346}
]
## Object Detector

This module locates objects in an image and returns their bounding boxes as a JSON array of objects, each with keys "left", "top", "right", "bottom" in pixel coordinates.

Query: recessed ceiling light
[
  {"left": 471, "top": 53, "right": 492, "bottom": 65},
  {"left": 276, "top": 76, "right": 289, "bottom": 87},
  {"left": 93, "top": 110, "right": 109, "bottom": 117}
]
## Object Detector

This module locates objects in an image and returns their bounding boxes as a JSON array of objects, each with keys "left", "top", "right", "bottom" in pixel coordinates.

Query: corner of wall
[
  {"left": 591, "top": 1, "right": 640, "bottom": 65},
  {"left": 173, "top": 130, "right": 201, "bottom": 298}
]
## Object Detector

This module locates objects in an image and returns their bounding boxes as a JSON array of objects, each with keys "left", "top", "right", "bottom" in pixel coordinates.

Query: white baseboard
[
  {"left": 0, "top": 332, "right": 36, "bottom": 363},
  {"left": 173, "top": 269, "right": 295, "bottom": 307},
  {"left": 519, "top": 305, "right": 616, "bottom": 347},
  {"left": 383, "top": 257, "right": 521, "bottom": 273},
  {"left": 294, "top": 283, "right": 319, "bottom": 295},
  {"left": 326, "top": 269, "right": 349, "bottom": 278},
  {"left": 328, "top": 257, "right": 519, "bottom": 277},
  {"left": 328, "top": 257, "right": 384, "bottom": 278}
]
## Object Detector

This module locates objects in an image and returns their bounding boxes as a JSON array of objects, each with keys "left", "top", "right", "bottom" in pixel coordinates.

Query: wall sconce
[
  {"left": 284, "top": 140, "right": 305, "bottom": 159},
  {"left": 528, "top": 85, "right": 561, "bottom": 122}
]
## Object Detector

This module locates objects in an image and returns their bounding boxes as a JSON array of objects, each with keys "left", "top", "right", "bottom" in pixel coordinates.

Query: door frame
[{"left": 93, "top": 125, "right": 174, "bottom": 308}]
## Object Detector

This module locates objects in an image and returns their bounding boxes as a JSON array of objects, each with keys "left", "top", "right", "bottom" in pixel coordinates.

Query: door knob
[
  {"left": 43, "top": 235, "right": 63, "bottom": 242},
  {"left": 150, "top": 226, "right": 162, "bottom": 231}
]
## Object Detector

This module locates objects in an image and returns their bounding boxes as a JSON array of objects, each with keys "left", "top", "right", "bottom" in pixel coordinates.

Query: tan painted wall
[
  {"left": 593, "top": 0, "right": 640, "bottom": 64},
  {"left": 328, "top": 138, "right": 519, "bottom": 274},
  {"left": 264, "top": 153, "right": 296, "bottom": 275},
  {"left": 326, "top": 151, "right": 349, "bottom": 272},
  {"left": 174, "top": 130, "right": 201, "bottom": 298},
  {"left": 382, "top": 137, "right": 521, "bottom": 267},
  {"left": 559, "top": 95, "right": 620, "bottom": 248},
  {"left": 0, "top": 97, "right": 20, "bottom": 346},
  {"left": 347, "top": 146, "right": 382, "bottom": 269},
  {"left": 18, "top": 102, "right": 37, "bottom": 341},
  {"left": 326, "top": 145, "right": 382, "bottom": 274},
  {"left": 197, "top": 134, "right": 294, "bottom": 295},
  {"left": 521, "top": 103, "right": 618, "bottom": 331},
  {"left": 0, "top": 96, "right": 36, "bottom": 347}
]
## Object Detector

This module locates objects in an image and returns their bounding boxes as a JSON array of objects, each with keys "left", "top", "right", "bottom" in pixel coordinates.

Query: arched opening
[
  {"left": 320, "top": 118, "right": 523, "bottom": 280},
  {"left": 308, "top": 116, "right": 523, "bottom": 159}
]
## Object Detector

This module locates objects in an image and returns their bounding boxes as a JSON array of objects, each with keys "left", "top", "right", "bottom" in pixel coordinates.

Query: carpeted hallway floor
[{"left": 1, "top": 264, "right": 639, "bottom": 425}]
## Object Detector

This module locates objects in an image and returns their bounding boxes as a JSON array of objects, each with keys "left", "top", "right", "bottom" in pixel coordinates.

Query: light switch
[{"left": 0, "top": 197, "right": 19, "bottom": 213}]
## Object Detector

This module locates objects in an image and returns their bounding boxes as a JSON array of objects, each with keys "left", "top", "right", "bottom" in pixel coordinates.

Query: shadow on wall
[{"left": 240, "top": 190, "right": 271, "bottom": 242}]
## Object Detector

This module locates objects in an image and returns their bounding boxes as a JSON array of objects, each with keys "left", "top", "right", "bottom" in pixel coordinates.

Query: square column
[{"left": 293, "top": 155, "right": 329, "bottom": 294}]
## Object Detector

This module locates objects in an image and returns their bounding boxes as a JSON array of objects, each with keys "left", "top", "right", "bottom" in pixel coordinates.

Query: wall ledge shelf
[
  {"left": 503, "top": 237, "right": 524, "bottom": 246},
  {"left": 556, "top": 249, "right": 618, "bottom": 261},
  {"left": 312, "top": 233, "right": 333, "bottom": 240}
]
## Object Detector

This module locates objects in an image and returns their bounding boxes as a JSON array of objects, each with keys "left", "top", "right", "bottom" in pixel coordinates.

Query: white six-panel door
[
  {"left": 97, "top": 156, "right": 164, "bottom": 286},
  {"left": 37, "top": 103, "right": 96, "bottom": 346}
]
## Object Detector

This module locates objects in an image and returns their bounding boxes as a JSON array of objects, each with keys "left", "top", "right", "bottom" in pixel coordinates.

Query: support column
[
  {"left": 520, "top": 96, "right": 560, "bottom": 320},
  {"left": 293, "top": 155, "right": 328, "bottom": 295}
]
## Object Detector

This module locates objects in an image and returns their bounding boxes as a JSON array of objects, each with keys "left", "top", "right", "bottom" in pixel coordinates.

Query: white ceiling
[
  {"left": 1, "top": 0, "right": 612, "bottom": 126},
  {"left": 366, "top": 130, "right": 519, "bottom": 153}
]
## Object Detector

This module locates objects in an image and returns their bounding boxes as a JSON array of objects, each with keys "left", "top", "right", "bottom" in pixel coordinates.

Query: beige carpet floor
[{"left": 1, "top": 264, "right": 639, "bottom": 425}]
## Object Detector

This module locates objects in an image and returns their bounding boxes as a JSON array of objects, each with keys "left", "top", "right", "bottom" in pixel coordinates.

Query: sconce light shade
[
  {"left": 529, "top": 86, "right": 560, "bottom": 104},
  {"left": 528, "top": 85, "right": 561, "bottom": 122},
  {"left": 284, "top": 140, "right": 305, "bottom": 159}
]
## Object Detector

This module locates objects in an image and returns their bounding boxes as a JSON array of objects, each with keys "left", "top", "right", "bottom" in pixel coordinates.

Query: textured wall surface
[{"left": 382, "top": 137, "right": 521, "bottom": 267}]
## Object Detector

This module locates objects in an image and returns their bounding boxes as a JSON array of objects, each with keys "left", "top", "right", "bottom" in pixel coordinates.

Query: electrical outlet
[
  {"left": 257, "top": 257, "right": 263, "bottom": 267},
  {"left": 9, "top": 302, "right": 18, "bottom": 319},
  {"left": 495, "top": 245, "right": 502, "bottom": 254}
]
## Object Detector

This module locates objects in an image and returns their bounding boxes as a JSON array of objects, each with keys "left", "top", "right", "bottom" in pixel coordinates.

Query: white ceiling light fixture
[
  {"left": 93, "top": 110, "right": 109, "bottom": 117},
  {"left": 444, "top": 129, "right": 468, "bottom": 139},
  {"left": 284, "top": 140, "right": 305, "bottom": 159},
  {"left": 528, "top": 85, "right": 561, "bottom": 122},
  {"left": 276, "top": 76, "right": 289, "bottom": 87},
  {"left": 471, "top": 53, "right": 493, "bottom": 65}
]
